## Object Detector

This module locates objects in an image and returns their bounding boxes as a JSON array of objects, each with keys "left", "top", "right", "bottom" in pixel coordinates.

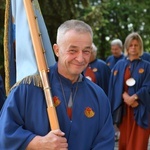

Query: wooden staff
[{"left": 23, "top": 0, "right": 59, "bottom": 130}]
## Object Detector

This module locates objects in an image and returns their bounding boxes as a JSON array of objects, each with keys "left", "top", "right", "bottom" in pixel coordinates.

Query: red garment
[
  {"left": 119, "top": 66, "right": 150, "bottom": 150},
  {"left": 67, "top": 107, "right": 72, "bottom": 119},
  {"left": 84, "top": 66, "right": 96, "bottom": 83}
]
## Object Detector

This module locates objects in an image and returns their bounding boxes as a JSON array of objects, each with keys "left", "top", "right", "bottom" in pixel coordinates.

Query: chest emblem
[
  {"left": 113, "top": 70, "right": 118, "bottom": 76},
  {"left": 84, "top": 107, "right": 95, "bottom": 118},
  {"left": 53, "top": 96, "right": 61, "bottom": 107},
  {"left": 138, "top": 68, "right": 144, "bottom": 74},
  {"left": 93, "top": 68, "right": 98, "bottom": 72}
]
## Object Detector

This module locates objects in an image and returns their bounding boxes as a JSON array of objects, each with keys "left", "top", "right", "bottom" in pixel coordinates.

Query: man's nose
[{"left": 76, "top": 51, "right": 84, "bottom": 62}]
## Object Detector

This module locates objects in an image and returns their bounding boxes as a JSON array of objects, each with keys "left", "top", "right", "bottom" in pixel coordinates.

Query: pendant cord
[
  {"left": 128, "top": 59, "right": 140, "bottom": 77},
  {"left": 58, "top": 76, "right": 79, "bottom": 110}
]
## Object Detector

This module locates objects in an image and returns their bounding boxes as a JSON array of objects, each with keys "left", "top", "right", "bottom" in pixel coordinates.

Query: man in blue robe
[
  {"left": 106, "top": 39, "right": 125, "bottom": 70},
  {"left": 84, "top": 43, "right": 110, "bottom": 95},
  {"left": 141, "top": 52, "right": 150, "bottom": 62},
  {"left": 0, "top": 20, "right": 114, "bottom": 150}
]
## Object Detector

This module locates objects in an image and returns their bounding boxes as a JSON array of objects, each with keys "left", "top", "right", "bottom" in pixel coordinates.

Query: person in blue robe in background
[
  {"left": 141, "top": 52, "right": 150, "bottom": 62},
  {"left": 84, "top": 43, "right": 110, "bottom": 95},
  {"left": 106, "top": 39, "right": 125, "bottom": 70},
  {"left": 108, "top": 32, "right": 150, "bottom": 150},
  {"left": 0, "top": 20, "right": 114, "bottom": 150},
  {"left": 0, "top": 75, "right": 6, "bottom": 110}
]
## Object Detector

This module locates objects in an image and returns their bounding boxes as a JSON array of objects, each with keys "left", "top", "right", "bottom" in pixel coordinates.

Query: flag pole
[{"left": 23, "top": 0, "right": 59, "bottom": 130}]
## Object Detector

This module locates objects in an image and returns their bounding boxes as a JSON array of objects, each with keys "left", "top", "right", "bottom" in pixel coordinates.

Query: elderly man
[
  {"left": 0, "top": 20, "right": 114, "bottom": 150},
  {"left": 106, "top": 39, "right": 125, "bottom": 70}
]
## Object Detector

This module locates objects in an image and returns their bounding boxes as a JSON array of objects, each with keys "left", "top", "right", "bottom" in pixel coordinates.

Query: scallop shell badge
[{"left": 84, "top": 107, "right": 95, "bottom": 118}]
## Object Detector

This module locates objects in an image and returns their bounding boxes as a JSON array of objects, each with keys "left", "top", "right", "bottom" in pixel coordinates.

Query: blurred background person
[
  {"left": 84, "top": 43, "right": 110, "bottom": 95},
  {"left": 0, "top": 75, "right": 6, "bottom": 110},
  {"left": 141, "top": 51, "right": 150, "bottom": 62},
  {"left": 108, "top": 32, "right": 150, "bottom": 150},
  {"left": 106, "top": 39, "right": 125, "bottom": 70}
]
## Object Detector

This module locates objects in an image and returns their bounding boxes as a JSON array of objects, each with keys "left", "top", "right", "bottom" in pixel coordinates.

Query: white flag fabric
[{"left": 5, "top": 0, "right": 56, "bottom": 90}]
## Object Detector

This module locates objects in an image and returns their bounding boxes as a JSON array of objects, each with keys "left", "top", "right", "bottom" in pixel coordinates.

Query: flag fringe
[{"left": 10, "top": 74, "right": 43, "bottom": 92}]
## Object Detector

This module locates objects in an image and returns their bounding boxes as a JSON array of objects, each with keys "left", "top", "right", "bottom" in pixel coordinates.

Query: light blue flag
[{"left": 5, "top": 0, "right": 56, "bottom": 90}]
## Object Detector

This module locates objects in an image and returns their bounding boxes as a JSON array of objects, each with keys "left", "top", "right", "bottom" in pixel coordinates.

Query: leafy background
[{"left": 0, "top": 0, "right": 150, "bottom": 84}]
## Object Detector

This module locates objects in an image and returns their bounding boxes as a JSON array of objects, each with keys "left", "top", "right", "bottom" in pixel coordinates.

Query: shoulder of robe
[{"left": 10, "top": 74, "right": 43, "bottom": 91}]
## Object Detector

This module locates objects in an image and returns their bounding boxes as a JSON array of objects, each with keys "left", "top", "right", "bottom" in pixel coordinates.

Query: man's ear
[{"left": 53, "top": 44, "right": 59, "bottom": 57}]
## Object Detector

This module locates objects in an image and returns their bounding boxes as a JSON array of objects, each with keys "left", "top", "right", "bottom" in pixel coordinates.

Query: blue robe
[
  {"left": 0, "top": 75, "right": 6, "bottom": 110},
  {"left": 141, "top": 52, "right": 150, "bottom": 62},
  {"left": 108, "top": 59, "right": 150, "bottom": 128},
  {"left": 106, "top": 54, "right": 125, "bottom": 70},
  {"left": 0, "top": 64, "right": 114, "bottom": 150},
  {"left": 84, "top": 59, "right": 110, "bottom": 95}
]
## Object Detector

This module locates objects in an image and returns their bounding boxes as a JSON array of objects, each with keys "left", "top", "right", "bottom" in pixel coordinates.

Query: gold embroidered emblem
[
  {"left": 114, "top": 70, "right": 118, "bottom": 76},
  {"left": 84, "top": 107, "right": 95, "bottom": 118},
  {"left": 139, "top": 68, "right": 144, "bottom": 74},
  {"left": 93, "top": 68, "right": 98, "bottom": 72},
  {"left": 53, "top": 96, "right": 61, "bottom": 107}
]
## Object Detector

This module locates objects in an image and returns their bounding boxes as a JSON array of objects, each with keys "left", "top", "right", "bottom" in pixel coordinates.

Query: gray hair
[
  {"left": 92, "top": 43, "right": 97, "bottom": 52},
  {"left": 111, "top": 39, "right": 123, "bottom": 48},
  {"left": 124, "top": 32, "right": 143, "bottom": 56},
  {"left": 56, "top": 19, "right": 93, "bottom": 44}
]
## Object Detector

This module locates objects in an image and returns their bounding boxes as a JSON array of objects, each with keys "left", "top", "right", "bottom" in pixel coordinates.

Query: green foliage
[
  {"left": 83, "top": 0, "right": 150, "bottom": 59},
  {"left": 1, "top": 0, "right": 150, "bottom": 75},
  {"left": 38, "top": 0, "right": 85, "bottom": 45}
]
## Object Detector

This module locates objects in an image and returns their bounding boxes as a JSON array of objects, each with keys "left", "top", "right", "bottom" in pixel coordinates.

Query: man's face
[
  {"left": 111, "top": 45, "right": 122, "bottom": 58},
  {"left": 53, "top": 30, "right": 92, "bottom": 80}
]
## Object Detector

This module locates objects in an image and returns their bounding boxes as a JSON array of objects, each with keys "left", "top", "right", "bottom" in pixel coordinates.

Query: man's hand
[{"left": 26, "top": 129, "right": 68, "bottom": 150}]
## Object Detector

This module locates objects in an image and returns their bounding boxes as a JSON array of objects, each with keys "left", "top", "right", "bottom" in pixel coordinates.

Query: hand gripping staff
[{"left": 23, "top": 0, "right": 59, "bottom": 130}]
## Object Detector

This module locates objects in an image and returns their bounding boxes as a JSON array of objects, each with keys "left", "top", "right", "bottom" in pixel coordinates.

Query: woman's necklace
[
  {"left": 126, "top": 59, "right": 140, "bottom": 86},
  {"left": 126, "top": 64, "right": 136, "bottom": 86},
  {"left": 58, "top": 76, "right": 79, "bottom": 120}
]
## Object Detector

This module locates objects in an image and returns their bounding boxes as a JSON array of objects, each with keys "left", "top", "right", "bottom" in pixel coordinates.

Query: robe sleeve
[
  {"left": 97, "top": 62, "right": 111, "bottom": 95},
  {"left": 91, "top": 93, "right": 115, "bottom": 150},
  {"left": 0, "top": 84, "right": 36, "bottom": 149},
  {"left": 135, "top": 63, "right": 150, "bottom": 112},
  {"left": 127, "top": 60, "right": 150, "bottom": 128}
]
